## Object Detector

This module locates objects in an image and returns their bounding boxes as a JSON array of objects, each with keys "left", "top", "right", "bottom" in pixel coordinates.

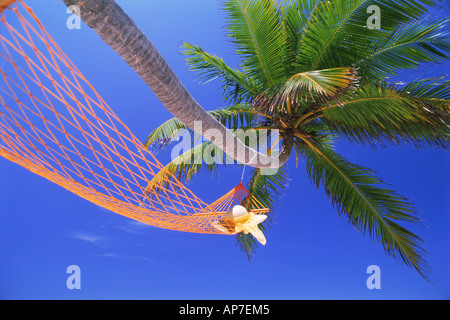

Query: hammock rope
[{"left": 0, "top": 0, "right": 269, "bottom": 237}]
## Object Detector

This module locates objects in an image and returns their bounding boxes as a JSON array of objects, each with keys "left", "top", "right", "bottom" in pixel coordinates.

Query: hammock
[{"left": 0, "top": 0, "right": 269, "bottom": 241}]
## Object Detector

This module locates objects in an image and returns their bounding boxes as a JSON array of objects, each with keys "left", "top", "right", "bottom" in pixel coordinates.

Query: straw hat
[{"left": 213, "top": 205, "right": 268, "bottom": 245}]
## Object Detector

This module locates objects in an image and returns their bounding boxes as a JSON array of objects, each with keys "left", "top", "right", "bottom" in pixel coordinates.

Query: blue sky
[{"left": 0, "top": 0, "right": 449, "bottom": 299}]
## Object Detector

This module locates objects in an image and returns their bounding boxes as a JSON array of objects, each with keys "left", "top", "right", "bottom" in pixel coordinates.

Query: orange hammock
[{"left": 0, "top": 0, "right": 269, "bottom": 239}]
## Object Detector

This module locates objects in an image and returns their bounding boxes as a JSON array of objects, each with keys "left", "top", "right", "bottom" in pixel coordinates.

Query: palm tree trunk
[{"left": 62, "top": 0, "right": 293, "bottom": 169}]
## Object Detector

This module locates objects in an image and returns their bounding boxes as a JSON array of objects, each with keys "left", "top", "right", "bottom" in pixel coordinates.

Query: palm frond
[
  {"left": 296, "top": 0, "right": 438, "bottom": 72},
  {"left": 144, "top": 117, "right": 190, "bottom": 152},
  {"left": 144, "top": 104, "right": 263, "bottom": 151},
  {"left": 253, "top": 67, "right": 359, "bottom": 114},
  {"left": 182, "top": 42, "right": 260, "bottom": 103},
  {"left": 222, "top": 0, "right": 286, "bottom": 86},
  {"left": 247, "top": 166, "right": 289, "bottom": 214},
  {"left": 209, "top": 103, "right": 260, "bottom": 129},
  {"left": 319, "top": 80, "right": 450, "bottom": 149},
  {"left": 280, "top": 0, "right": 322, "bottom": 74},
  {"left": 299, "top": 138, "right": 430, "bottom": 279},
  {"left": 356, "top": 17, "right": 450, "bottom": 79},
  {"left": 402, "top": 76, "right": 450, "bottom": 101}
]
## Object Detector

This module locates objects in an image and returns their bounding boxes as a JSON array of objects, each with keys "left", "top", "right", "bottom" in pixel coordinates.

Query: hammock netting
[{"left": 0, "top": 0, "right": 269, "bottom": 236}]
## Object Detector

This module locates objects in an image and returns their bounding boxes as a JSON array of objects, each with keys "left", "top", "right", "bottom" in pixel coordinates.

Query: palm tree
[{"left": 64, "top": 0, "right": 450, "bottom": 280}]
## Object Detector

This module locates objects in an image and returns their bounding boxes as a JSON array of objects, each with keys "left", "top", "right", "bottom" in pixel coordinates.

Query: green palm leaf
[
  {"left": 280, "top": 0, "right": 322, "bottom": 74},
  {"left": 222, "top": 0, "right": 286, "bottom": 86},
  {"left": 319, "top": 80, "right": 450, "bottom": 149},
  {"left": 299, "top": 138, "right": 430, "bottom": 279},
  {"left": 144, "top": 104, "right": 263, "bottom": 150},
  {"left": 254, "top": 67, "right": 359, "bottom": 113},
  {"left": 144, "top": 117, "right": 191, "bottom": 152},
  {"left": 356, "top": 17, "right": 450, "bottom": 79},
  {"left": 182, "top": 42, "right": 260, "bottom": 103},
  {"left": 296, "top": 0, "right": 438, "bottom": 72},
  {"left": 402, "top": 76, "right": 450, "bottom": 101}
]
